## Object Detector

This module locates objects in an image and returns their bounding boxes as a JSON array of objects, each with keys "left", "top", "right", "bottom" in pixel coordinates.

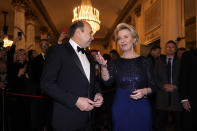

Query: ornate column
[
  {"left": 26, "top": 10, "right": 36, "bottom": 50},
  {"left": 12, "top": 0, "right": 26, "bottom": 49},
  {"left": 134, "top": 4, "right": 142, "bottom": 54},
  {"left": 161, "top": 0, "right": 185, "bottom": 53},
  {"left": 176, "top": 0, "right": 186, "bottom": 48}
]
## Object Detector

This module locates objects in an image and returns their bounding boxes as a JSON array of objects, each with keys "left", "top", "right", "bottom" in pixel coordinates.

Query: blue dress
[{"left": 104, "top": 56, "right": 155, "bottom": 131}]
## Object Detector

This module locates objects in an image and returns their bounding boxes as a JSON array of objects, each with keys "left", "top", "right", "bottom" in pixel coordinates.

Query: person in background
[
  {"left": 102, "top": 53, "right": 114, "bottom": 131},
  {"left": 28, "top": 50, "right": 37, "bottom": 62},
  {"left": 155, "top": 40, "right": 182, "bottom": 131},
  {"left": 146, "top": 45, "right": 161, "bottom": 130},
  {"left": 179, "top": 47, "right": 197, "bottom": 131},
  {"left": 7, "top": 48, "right": 29, "bottom": 131},
  {"left": 90, "top": 50, "right": 100, "bottom": 78},
  {"left": 147, "top": 45, "right": 161, "bottom": 66},
  {"left": 0, "top": 59, "right": 7, "bottom": 131},
  {"left": 96, "top": 23, "right": 155, "bottom": 131},
  {"left": 109, "top": 49, "right": 120, "bottom": 60},
  {"left": 177, "top": 47, "right": 186, "bottom": 59},
  {"left": 27, "top": 39, "right": 52, "bottom": 131}
]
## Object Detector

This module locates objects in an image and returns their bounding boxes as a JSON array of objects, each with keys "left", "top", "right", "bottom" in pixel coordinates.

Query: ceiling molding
[
  {"left": 104, "top": 0, "right": 137, "bottom": 41},
  {"left": 29, "top": 0, "right": 137, "bottom": 44},
  {"left": 31, "top": 0, "right": 59, "bottom": 37}
]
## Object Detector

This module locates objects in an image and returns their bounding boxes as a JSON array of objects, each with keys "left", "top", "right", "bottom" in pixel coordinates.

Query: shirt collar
[
  {"left": 41, "top": 52, "right": 45, "bottom": 58},
  {"left": 166, "top": 56, "right": 174, "bottom": 62},
  {"left": 69, "top": 39, "right": 82, "bottom": 53}
]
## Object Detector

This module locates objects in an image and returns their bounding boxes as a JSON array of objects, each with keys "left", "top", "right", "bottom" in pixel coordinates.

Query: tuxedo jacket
[
  {"left": 179, "top": 49, "right": 197, "bottom": 109},
  {"left": 41, "top": 42, "right": 100, "bottom": 130}
]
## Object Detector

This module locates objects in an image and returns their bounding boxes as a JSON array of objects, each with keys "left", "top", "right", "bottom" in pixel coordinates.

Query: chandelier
[
  {"left": 72, "top": 0, "right": 101, "bottom": 35},
  {"left": 3, "top": 37, "right": 13, "bottom": 47}
]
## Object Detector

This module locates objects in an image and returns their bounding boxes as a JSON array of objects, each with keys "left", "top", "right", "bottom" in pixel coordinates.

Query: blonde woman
[{"left": 96, "top": 23, "right": 155, "bottom": 131}]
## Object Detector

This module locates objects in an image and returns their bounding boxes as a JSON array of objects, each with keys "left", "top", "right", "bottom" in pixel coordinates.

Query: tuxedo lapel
[
  {"left": 64, "top": 43, "right": 87, "bottom": 78},
  {"left": 85, "top": 52, "right": 94, "bottom": 84}
]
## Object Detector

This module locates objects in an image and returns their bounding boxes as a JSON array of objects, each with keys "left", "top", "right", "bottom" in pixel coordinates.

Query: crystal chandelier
[
  {"left": 3, "top": 37, "right": 13, "bottom": 47},
  {"left": 72, "top": 0, "right": 101, "bottom": 35}
]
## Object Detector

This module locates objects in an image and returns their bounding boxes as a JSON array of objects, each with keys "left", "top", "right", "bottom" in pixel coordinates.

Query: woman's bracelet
[
  {"left": 101, "top": 64, "right": 107, "bottom": 68},
  {"left": 144, "top": 88, "right": 148, "bottom": 97}
]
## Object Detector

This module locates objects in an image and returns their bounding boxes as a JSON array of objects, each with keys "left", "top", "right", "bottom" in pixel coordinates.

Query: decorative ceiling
[
  {"left": 41, "top": 0, "right": 128, "bottom": 38},
  {"left": 0, "top": 0, "right": 139, "bottom": 41}
]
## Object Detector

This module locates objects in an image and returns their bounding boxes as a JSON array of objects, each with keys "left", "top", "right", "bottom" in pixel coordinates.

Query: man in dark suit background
[
  {"left": 29, "top": 39, "right": 48, "bottom": 95},
  {"left": 155, "top": 40, "right": 182, "bottom": 131},
  {"left": 179, "top": 48, "right": 197, "bottom": 131},
  {"left": 41, "top": 21, "right": 103, "bottom": 131},
  {"left": 27, "top": 39, "right": 52, "bottom": 131}
]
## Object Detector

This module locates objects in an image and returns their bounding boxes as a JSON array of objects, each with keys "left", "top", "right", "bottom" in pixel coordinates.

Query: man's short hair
[
  {"left": 166, "top": 40, "right": 177, "bottom": 46},
  {"left": 166, "top": 40, "right": 177, "bottom": 50},
  {"left": 39, "top": 39, "right": 48, "bottom": 44},
  {"left": 69, "top": 21, "right": 84, "bottom": 37},
  {"left": 150, "top": 45, "right": 161, "bottom": 51}
]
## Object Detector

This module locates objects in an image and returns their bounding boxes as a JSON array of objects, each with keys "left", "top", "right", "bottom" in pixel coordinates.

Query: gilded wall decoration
[{"left": 144, "top": 0, "right": 161, "bottom": 35}]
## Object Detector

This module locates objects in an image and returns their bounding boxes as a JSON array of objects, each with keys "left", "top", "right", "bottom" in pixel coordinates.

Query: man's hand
[
  {"left": 93, "top": 93, "right": 103, "bottom": 107},
  {"left": 76, "top": 97, "right": 95, "bottom": 111},
  {"left": 57, "top": 32, "right": 67, "bottom": 44},
  {"left": 182, "top": 100, "right": 191, "bottom": 112},
  {"left": 17, "top": 68, "right": 26, "bottom": 77},
  {"left": 163, "top": 84, "right": 176, "bottom": 92}
]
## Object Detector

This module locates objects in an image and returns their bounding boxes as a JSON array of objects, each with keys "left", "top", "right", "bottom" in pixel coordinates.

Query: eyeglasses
[
  {"left": 40, "top": 44, "right": 49, "bottom": 47},
  {"left": 166, "top": 46, "right": 176, "bottom": 49}
]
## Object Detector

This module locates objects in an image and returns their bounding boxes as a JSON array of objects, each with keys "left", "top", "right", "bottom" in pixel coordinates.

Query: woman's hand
[
  {"left": 130, "top": 89, "right": 147, "bottom": 100},
  {"left": 95, "top": 52, "right": 107, "bottom": 67}
]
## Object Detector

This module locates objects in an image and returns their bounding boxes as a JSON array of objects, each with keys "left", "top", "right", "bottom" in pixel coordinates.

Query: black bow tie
[{"left": 77, "top": 46, "right": 85, "bottom": 54}]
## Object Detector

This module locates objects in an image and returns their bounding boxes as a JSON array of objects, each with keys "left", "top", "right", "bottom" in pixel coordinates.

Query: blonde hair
[{"left": 115, "top": 23, "right": 139, "bottom": 47}]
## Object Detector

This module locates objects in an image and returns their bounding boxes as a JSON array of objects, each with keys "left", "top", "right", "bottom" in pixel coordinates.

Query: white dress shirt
[
  {"left": 69, "top": 39, "right": 90, "bottom": 82},
  {"left": 41, "top": 52, "right": 46, "bottom": 60}
]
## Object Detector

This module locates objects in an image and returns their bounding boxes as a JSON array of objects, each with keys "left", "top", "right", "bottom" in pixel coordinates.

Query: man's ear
[{"left": 75, "top": 28, "right": 81, "bottom": 37}]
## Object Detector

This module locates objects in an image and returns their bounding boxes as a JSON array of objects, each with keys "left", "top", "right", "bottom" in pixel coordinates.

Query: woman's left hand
[{"left": 130, "top": 89, "right": 146, "bottom": 100}]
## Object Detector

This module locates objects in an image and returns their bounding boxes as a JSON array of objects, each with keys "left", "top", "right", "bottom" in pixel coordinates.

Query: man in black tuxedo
[
  {"left": 179, "top": 48, "right": 197, "bottom": 131},
  {"left": 41, "top": 21, "right": 103, "bottom": 131}
]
